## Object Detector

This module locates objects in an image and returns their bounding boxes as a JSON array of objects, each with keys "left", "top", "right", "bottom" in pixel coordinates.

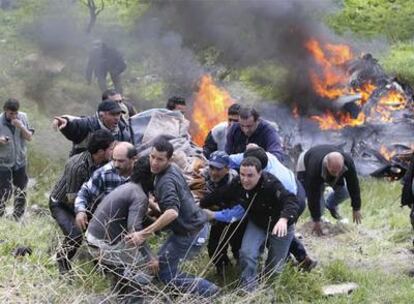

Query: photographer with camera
[{"left": 0, "top": 98, "right": 34, "bottom": 220}]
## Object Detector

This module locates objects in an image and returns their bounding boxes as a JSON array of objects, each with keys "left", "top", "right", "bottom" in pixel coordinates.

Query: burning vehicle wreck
[
  {"left": 174, "top": 39, "right": 414, "bottom": 181},
  {"left": 281, "top": 40, "right": 414, "bottom": 180}
]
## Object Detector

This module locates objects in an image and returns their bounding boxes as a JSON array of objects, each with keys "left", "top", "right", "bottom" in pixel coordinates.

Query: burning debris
[
  {"left": 303, "top": 39, "right": 412, "bottom": 130},
  {"left": 188, "top": 41, "right": 414, "bottom": 180}
]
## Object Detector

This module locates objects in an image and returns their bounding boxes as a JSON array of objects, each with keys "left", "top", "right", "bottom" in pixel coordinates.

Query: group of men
[{"left": 0, "top": 92, "right": 368, "bottom": 302}]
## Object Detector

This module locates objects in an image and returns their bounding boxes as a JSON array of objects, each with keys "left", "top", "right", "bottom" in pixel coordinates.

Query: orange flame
[
  {"left": 310, "top": 110, "right": 365, "bottom": 130},
  {"left": 305, "top": 39, "right": 353, "bottom": 100},
  {"left": 190, "top": 75, "right": 234, "bottom": 146},
  {"left": 379, "top": 145, "right": 397, "bottom": 161},
  {"left": 304, "top": 38, "right": 408, "bottom": 130}
]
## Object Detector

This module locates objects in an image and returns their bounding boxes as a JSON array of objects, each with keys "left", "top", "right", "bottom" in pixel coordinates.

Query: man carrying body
[
  {"left": 53, "top": 100, "right": 131, "bottom": 156},
  {"left": 200, "top": 151, "right": 242, "bottom": 276},
  {"left": 49, "top": 130, "right": 114, "bottom": 274},
  {"left": 166, "top": 96, "right": 187, "bottom": 115},
  {"left": 0, "top": 98, "right": 34, "bottom": 220},
  {"left": 102, "top": 89, "right": 137, "bottom": 122},
  {"left": 74, "top": 142, "right": 138, "bottom": 231},
  {"left": 296, "top": 144, "right": 363, "bottom": 236},
  {"left": 227, "top": 145, "right": 317, "bottom": 270},
  {"left": 203, "top": 157, "right": 300, "bottom": 291},
  {"left": 125, "top": 139, "right": 220, "bottom": 297},
  {"left": 225, "top": 105, "right": 285, "bottom": 162},
  {"left": 86, "top": 156, "right": 157, "bottom": 302}
]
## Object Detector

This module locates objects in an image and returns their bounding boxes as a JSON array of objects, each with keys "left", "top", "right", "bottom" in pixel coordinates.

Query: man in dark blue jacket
[
  {"left": 53, "top": 100, "right": 131, "bottom": 156},
  {"left": 225, "top": 105, "right": 285, "bottom": 162}
]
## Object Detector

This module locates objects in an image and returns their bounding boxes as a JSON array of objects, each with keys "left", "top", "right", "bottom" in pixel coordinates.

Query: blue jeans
[
  {"left": 289, "top": 181, "right": 307, "bottom": 261},
  {"left": 323, "top": 183, "right": 350, "bottom": 211},
  {"left": 158, "top": 223, "right": 219, "bottom": 297},
  {"left": 239, "top": 220, "right": 295, "bottom": 291}
]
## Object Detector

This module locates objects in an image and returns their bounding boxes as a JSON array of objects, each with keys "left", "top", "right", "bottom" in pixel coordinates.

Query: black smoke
[{"left": 133, "top": 0, "right": 343, "bottom": 112}]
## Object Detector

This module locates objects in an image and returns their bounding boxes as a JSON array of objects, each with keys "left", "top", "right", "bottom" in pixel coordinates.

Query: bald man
[
  {"left": 75, "top": 142, "right": 138, "bottom": 230},
  {"left": 296, "top": 145, "right": 362, "bottom": 236}
]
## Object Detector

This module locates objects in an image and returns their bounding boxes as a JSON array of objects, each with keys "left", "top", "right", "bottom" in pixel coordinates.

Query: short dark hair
[
  {"left": 87, "top": 129, "right": 115, "bottom": 154},
  {"left": 228, "top": 103, "right": 241, "bottom": 116},
  {"left": 166, "top": 96, "right": 186, "bottom": 110},
  {"left": 130, "top": 155, "right": 153, "bottom": 193},
  {"left": 153, "top": 139, "right": 174, "bottom": 159},
  {"left": 3, "top": 98, "right": 20, "bottom": 112},
  {"left": 241, "top": 156, "right": 262, "bottom": 173},
  {"left": 239, "top": 105, "right": 260, "bottom": 121},
  {"left": 244, "top": 147, "right": 268, "bottom": 169},
  {"left": 126, "top": 146, "right": 138, "bottom": 159},
  {"left": 102, "top": 89, "right": 118, "bottom": 101}
]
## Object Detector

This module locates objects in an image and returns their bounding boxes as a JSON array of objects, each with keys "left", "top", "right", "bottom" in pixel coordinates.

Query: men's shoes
[{"left": 298, "top": 256, "right": 318, "bottom": 272}]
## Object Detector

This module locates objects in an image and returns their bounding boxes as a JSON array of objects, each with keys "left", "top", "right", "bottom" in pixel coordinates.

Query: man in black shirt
[
  {"left": 203, "top": 157, "right": 300, "bottom": 291},
  {"left": 296, "top": 145, "right": 362, "bottom": 236},
  {"left": 49, "top": 129, "right": 114, "bottom": 274},
  {"left": 86, "top": 41, "right": 127, "bottom": 94}
]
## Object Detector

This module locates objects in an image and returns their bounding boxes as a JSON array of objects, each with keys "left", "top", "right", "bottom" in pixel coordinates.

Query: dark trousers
[
  {"left": 288, "top": 180, "right": 308, "bottom": 262},
  {"left": 207, "top": 220, "right": 247, "bottom": 268},
  {"left": 49, "top": 198, "right": 83, "bottom": 272},
  {"left": 97, "top": 72, "right": 123, "bottom": 94},
  {"left": 0, "top": 166, "right": 28, "bottom": 219}
]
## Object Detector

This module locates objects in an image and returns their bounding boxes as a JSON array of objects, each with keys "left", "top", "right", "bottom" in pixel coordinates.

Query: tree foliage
[{"left": 328, "top": 0, "right": 414, "bottom": 42}]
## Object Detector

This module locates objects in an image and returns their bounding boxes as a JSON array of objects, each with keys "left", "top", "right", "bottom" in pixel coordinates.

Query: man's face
[
  {"left": 240, "top": 165, "right": 261, "bottom": 191},
  {"left": 228, "top": 114, "right": 239, "bottom": 127},
  {"left": 109, "top": 94, "right": 123, "bottom": 103},
  {"left": 175, "top": 104, "right": 186, "bottom": 115},
  {"left": 149, "top": 148, "right": 171, "bottom": 174},
  {"left": 239, "top": 116, "right": 258, "bottom": 137},
  {"left": 101, "top": 111, "right": 121, "bottom": 130},
  {"left": 327, "top": 162, "right": 343, "bottom": 178},
  {"left": 209, "top": 166, "right": 229, "bottom": 183},
  {"left": 5, "top": 110, "right": 18, "bottom": 121},
  {"left": 112, "top": 147, "right": 134, "bottom": 176}
]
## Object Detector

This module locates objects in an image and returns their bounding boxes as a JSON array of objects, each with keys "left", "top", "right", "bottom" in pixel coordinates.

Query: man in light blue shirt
[{"left": 208, "top": 144, "right": 317, "bottom": 271}]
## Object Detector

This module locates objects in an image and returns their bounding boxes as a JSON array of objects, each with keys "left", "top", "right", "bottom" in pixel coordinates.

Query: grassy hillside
[
  {"left": 0, "top": 1, "right": 414, "bottom": 303},
  {"left": 1, "top": 179, "right": 413, "bottom": 303}
]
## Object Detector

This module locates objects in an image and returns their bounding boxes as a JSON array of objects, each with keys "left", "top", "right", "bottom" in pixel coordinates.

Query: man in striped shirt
[
  {"left": 74, "top": 142, "right": 138, "bottom": 231},
  {"left": 49, "top": 129, "right": 115, "bottom": 274}
]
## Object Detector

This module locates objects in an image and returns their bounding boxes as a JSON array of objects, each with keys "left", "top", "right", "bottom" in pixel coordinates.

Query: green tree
[{"left": 328, "top": 0, "right": 414, "bottom": 42}]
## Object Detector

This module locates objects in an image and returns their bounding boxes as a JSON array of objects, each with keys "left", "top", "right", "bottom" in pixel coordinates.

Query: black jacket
[
  {"left": 298, "top": 145, "right": 361, "bottom": 221},
  {"left": 60, "top": 114, "right": 131, "bottom": 155},
  {"left": 401, "top": 154, "right": 414, "bottom": 208},
  {"left": 86, "top": 45, "right": 127, "bottom": 81},
  {"left": 201, "top": 171, "right": 300, "bottom": 231},
  {"left": 203, "top": 131, "right": 217, "bottom": 159}
]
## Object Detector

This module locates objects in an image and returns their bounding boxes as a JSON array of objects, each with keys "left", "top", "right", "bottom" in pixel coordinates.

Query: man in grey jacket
[
  {"left": 125, "top": 139, "right": 220, "bottom": 297},
  {"left": 0, "top": 98, "right": 34, "bottom": 219},
  {"left": 86, "top": 156, "right": 157, "bottom": 302}
]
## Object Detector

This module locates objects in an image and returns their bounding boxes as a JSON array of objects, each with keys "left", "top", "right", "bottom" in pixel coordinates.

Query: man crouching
[{"left": 86, "top": 156, "right": 157, "bottom": 303}]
